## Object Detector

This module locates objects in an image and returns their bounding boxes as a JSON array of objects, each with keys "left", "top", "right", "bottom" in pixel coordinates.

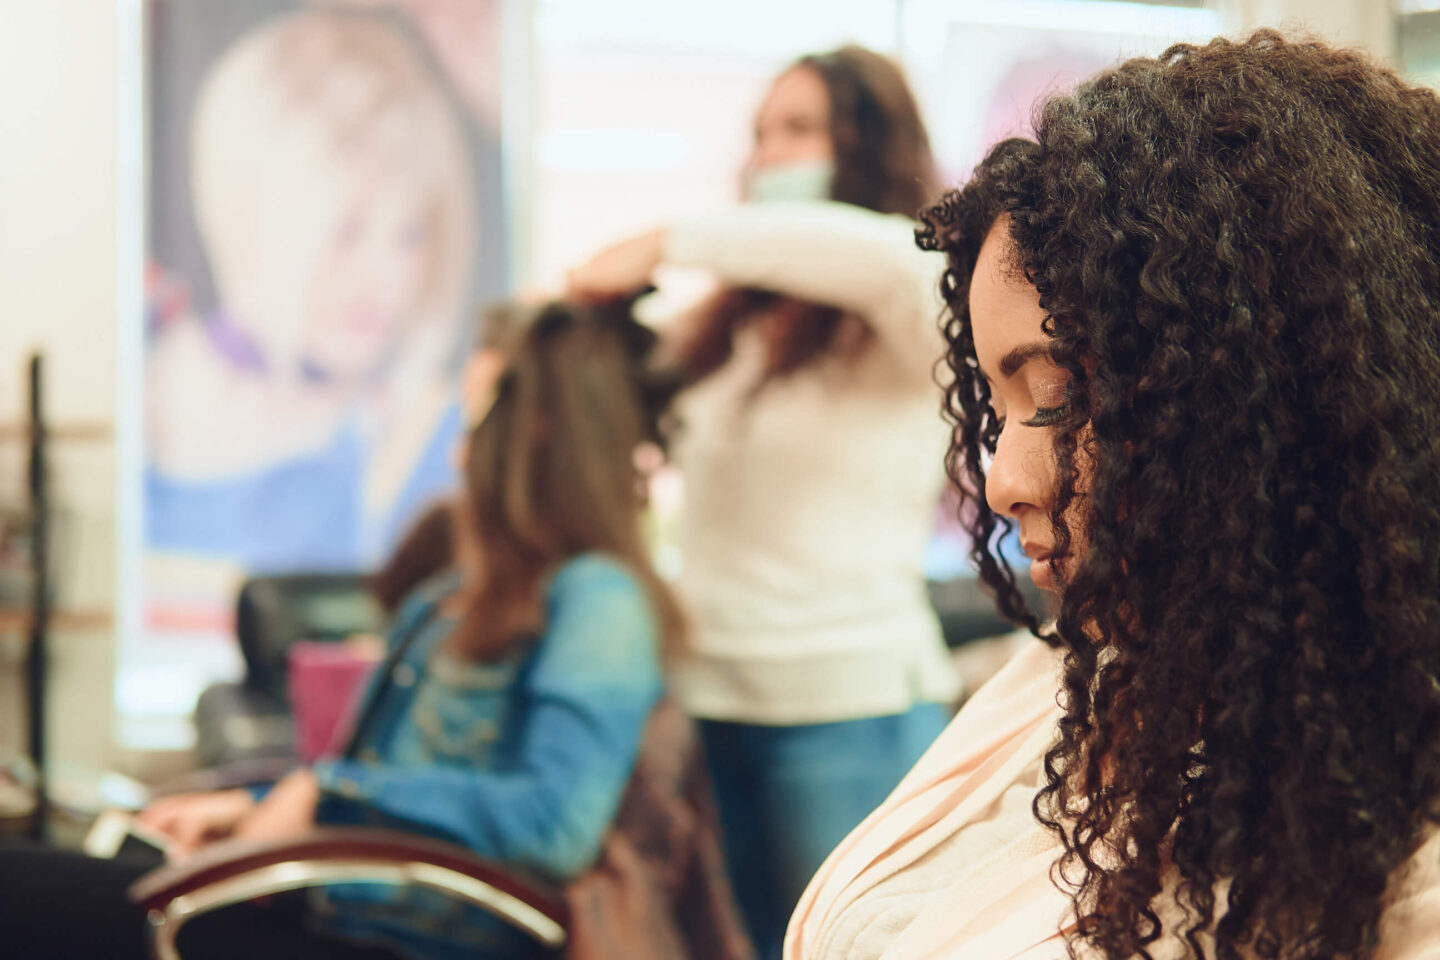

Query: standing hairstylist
[{"left": 569, "top": 46, "right": 958, "bottom": 960}]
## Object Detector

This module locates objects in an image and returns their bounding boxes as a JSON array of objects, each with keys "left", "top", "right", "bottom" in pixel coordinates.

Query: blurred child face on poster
[
  {"left": 191, "top": 10, "right": 473, "bottom": 392},
  {"left": 301, "top": 166, "right": 436, "bottom": 383}
]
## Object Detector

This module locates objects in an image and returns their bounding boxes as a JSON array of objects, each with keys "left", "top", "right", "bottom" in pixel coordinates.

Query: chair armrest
[
  {"left": 150, "top": 757, "right": 299, "bottom": 798},
  {"left": 128, "top": 828, "right": 569, "bottom": 960}
]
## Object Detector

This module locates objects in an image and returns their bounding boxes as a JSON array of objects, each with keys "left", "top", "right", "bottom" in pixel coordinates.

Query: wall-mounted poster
[
  {"left": 144, "top": 0, "right": 508, "bottom": 644},
  {"left": 901, "top": 3, "right": 1218, "bottom": 182}
]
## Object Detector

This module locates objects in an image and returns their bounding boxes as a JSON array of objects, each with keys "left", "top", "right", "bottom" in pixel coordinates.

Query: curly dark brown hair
[{"left": 917, "top": 32, "right": 1440, "bottom": 959}]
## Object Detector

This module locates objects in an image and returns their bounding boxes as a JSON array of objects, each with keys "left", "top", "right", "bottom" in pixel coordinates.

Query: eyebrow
[{"left": 980, "top": 342, "right": 1053, "bottom": 383}]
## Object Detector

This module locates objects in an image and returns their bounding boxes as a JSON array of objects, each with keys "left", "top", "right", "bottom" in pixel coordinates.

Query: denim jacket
[{"left": 306, "top": 553, "right": 664, "bottom": 960}]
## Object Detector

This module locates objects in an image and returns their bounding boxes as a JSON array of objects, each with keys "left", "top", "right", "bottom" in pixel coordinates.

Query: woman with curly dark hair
[{"left": 786, "top": 32, "right": 1440, "bottom": 960}]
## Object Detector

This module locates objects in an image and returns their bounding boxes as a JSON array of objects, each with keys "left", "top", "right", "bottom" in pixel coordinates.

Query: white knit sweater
[{"left": 663, "top": 201, "right": 960, "bottom": 725}]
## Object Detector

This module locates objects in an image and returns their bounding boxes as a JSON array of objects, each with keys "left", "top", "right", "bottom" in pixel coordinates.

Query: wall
[
  {"left": 0, "top": 0, "right": 123, "bottom": 797},
  {"left": 1209, "top": 0, "right": 1396, "bottom": 60}
]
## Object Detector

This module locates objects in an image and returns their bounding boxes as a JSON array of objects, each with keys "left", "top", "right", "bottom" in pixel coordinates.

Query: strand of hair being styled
[{"left": 452, "top": 297, "right": 684, "bottom": 662}]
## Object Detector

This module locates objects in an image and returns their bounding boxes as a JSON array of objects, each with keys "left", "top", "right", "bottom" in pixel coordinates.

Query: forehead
[
  {"left": 758, "top": 66, "right": 830, "bottom": 120},
  {"left": 968, "top": 218, "right": 1049, "bottom": 375}
]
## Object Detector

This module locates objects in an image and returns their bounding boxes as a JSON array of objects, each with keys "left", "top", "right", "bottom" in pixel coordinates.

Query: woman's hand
[
  {"left": 137, "top": 788, "right": 256, "bottom": 861},
  {"left": 567, "top": 229, "right": 666, "bottom": 303},
  {"left": 232, "top": 768, "right": 321, "bottom": 846}
]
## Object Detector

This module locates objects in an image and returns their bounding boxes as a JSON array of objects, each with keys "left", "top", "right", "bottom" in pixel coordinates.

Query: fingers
[
  {"left": 169, "top": 808, "right": 221, "bottom": 857},
  {"left": 136, "top": 790, "right": 254, "bottom": 854},
  {"left": 165, "top": 835, "right": 201, "bottom": 863},
  {"left": 152, "top": 804, "right": 209, "bottom": 862},
  {"left": 565, "top": 266, "right": 610, "bottom": 303},
  {"left": 136, "top": 794, "right": 196, "bottom": 837}
]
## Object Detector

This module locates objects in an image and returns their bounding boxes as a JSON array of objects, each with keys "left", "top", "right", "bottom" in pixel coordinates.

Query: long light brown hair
[
  {"left": 451, "top": 298, "right": 684, "bottom": 662},
  {"left": 676, "top": 45, "right": 939, "bottom": 389}
]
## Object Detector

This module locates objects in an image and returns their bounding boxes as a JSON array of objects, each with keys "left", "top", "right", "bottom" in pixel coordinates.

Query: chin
[
  {"left": 1028, "top": 557, "right": 1057, "bottom": 592},
  {"left": 311, "top": 348, "right": 389, "bottom": 384}
]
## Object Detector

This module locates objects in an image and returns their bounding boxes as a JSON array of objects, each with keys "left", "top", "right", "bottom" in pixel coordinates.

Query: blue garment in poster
[{"left": 146, "top": 405, "right": 462, "bottom": 573}]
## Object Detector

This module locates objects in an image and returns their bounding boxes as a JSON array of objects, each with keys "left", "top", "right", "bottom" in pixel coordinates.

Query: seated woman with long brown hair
[{"left": 3, "top": 300, "right": 683, "bottom": 960}]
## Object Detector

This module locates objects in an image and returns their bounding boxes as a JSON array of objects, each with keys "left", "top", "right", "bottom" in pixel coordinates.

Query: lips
[
  {"left": 1024, "top": 544, "right": 1057, "bottom": 591},
  {"left": 1021, "top": 541, "right": 1052, "bottom": 563},
  {"left": 342, "top": 309, "right": 389, "bottom": 338}
]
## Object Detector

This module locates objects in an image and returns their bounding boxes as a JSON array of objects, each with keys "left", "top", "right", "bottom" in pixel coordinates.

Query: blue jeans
[{"left": 699, "top": 703, "right": 949, "bottom": 960}]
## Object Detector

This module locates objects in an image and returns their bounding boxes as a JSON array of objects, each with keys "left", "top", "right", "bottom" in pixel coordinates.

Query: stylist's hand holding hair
[{"left": 567, "top": 229, "right": 666, "bottom": 303}]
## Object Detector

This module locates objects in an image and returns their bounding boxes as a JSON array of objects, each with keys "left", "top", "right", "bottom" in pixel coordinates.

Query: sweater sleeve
[
  {"left": 664, "top": 200, "right": 948, "bottom": 376},
  {"left": 311, "top": 557, "right": 663, "bottom": 882}
]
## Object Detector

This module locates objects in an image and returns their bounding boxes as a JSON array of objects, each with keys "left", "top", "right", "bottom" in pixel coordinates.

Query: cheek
[
  {"left": 756, "top": 128, "right": 832, "bottom": 167},
  {"left": 1055, "top": 433, "right": 1097, "bottom": 559},
  {"left": 800, "top": 128, "right": 834, "bottom": 161},
  {"left": 390, "top": 250, "right": 428, "bottom": 299},
  {"left": 1072, "top": 424, "right": 1098, "bottom": 496},
  {"left": 371, "top": 238, "right": 430, "bottom": 314},
  {"left": 1025, "top": 434, "right": 1061, "bottom": 499}
]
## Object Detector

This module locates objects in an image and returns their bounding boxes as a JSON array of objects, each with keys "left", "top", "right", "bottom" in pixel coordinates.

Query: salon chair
[
  {"left": 192, "top": 574, "right": 383, "bottom": 767},
  {"left": 131, "top": 827, "right": 567, "bottom": 960},
  {"left": 131, "top": 702, "right": 754, "bottom": 960}
]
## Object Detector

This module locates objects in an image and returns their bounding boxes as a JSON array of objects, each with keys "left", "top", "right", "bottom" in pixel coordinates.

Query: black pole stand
[{"left": 26, "top": 354, "right": 49, "bottom": 841}]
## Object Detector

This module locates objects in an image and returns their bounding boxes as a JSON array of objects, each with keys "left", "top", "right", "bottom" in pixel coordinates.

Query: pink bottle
[{"left": 287, "top": 639, "right": 382, "bottom": 763}]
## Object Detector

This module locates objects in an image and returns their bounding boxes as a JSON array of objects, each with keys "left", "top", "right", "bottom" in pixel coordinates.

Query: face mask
[{"left": 744, "top": 160, "right": 835, "bottom": 204}]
